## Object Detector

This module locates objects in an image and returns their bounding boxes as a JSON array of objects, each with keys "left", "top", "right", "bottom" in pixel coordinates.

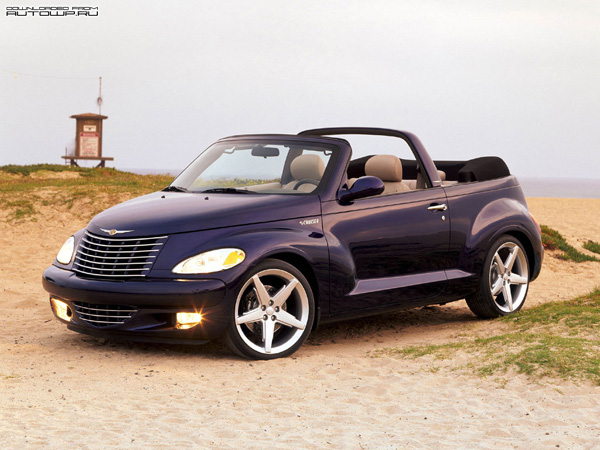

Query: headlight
[
  {"left": 56, "top": 236, "right": 75, "bottom": 265},
  {"left": 172, "top": 248, "right": 245, "bottom": 274}
]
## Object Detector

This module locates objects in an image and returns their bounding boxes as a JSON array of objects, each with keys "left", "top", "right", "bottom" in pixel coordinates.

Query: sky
[{"left": 1, "top": 0, "right": 599, "bottom": 179}]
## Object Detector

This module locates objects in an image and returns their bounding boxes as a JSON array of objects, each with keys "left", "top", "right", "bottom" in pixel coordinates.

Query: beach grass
[
  {"left": 0, "top": 163, "right": 90, "bottom": 177},
  {"left": 584, "top": 240, "right": 600, "bottom": 255},
  {"left": 0, "top": 164, "right": 173, "bottom": 192},
  {"left": 376, "top": 289, "right": 600, "bottom": 384},
  {"left": 0, "top": 165, "right": 173, "bottom": 221},
  {"left": 541, "top": 225, "right": 599, "bottom": 262},
  {"left": 4, "top": 199, "right": 36, "bottom": 219}
]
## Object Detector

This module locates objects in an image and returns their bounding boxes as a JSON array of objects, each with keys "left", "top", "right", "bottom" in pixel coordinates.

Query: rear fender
[{"left": 460, "top": 198, "right": 542, "bottom": 280}]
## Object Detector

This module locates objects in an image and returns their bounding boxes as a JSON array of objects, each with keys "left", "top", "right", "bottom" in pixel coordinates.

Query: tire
[
  {"left": 224, "top": 259, "right": 315, "bottom": 360},
  {"left": 466, "top": 235, "right": 530, "bottom": 319}
]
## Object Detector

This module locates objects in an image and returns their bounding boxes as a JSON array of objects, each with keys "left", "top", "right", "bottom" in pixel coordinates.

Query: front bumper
[{"left": 43, "top": 265, "right": 231, "bottom": 343}]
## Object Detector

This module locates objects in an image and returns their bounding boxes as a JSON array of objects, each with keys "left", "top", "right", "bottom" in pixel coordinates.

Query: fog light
[
  {"left": 176, "top": 312, "right": 202, "bottom": 330},
  {"left": 51, "top": 298, "right": 72, "bottom": 322}
]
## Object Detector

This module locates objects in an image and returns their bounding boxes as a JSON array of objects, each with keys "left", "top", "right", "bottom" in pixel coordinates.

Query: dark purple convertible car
[{"left": 43, "top": 128, "right": 543, "bottom": 359}]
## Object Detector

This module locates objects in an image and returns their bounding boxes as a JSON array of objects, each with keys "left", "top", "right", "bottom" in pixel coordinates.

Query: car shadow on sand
[
  {"left": 57, "top": 303, "right": 478, "bottom": 359},
  {"left": 307, "top": 303, "right": 478, "bottom": 346}
]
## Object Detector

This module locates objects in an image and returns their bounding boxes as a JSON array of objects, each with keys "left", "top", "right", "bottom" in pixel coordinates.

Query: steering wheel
[{"left": 293, "top": 178, "right": 320, "bottom": 191}]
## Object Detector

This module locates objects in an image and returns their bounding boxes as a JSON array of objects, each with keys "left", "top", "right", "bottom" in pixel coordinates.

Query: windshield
[{"left": 170, "top": 140, "right": 338, "bottom": 195}]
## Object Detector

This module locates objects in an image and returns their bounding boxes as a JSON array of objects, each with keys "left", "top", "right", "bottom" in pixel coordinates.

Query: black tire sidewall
[{"left": 224, "top": 259, "right": 315, "bottom": 360}]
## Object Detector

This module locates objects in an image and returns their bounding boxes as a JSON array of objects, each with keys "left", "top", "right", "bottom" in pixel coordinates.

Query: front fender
[{"left": 149, "top": 217, "right": 329, "bottom": 307}]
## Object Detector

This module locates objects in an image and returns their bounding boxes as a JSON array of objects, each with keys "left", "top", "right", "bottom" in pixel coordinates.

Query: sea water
[{"left": 518, "top": 177, "right": 600, "bottom": 199}]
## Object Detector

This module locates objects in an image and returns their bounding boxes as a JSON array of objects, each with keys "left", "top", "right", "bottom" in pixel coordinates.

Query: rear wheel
[
  {"left": 224, "top": 259, "right": 315, "bottom": 360},
  {"left": 466, "top": 235, "right": 530, "bottom": 319}
]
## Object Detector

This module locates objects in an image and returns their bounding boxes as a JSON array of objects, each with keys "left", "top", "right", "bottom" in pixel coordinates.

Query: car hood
[{"left": 87, "top": 191, "right": 322, "bottom": 237}]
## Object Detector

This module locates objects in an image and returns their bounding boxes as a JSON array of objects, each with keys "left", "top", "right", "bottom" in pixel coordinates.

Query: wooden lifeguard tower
[{"left": 62, "top": 113, "right": 114, "bottom": 167}]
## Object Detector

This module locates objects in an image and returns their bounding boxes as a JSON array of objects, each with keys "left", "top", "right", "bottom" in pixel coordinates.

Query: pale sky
[{"left": 1, "top": 0, "right": 599, "bottom": 179}]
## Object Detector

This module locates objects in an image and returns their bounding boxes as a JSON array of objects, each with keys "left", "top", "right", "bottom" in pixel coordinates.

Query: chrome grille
[
  {"left": 73, "top": 231, "right": 167, "bottom": 280},
  {"left": 74, "top": 301, "right": 137, "bottom": 328}
]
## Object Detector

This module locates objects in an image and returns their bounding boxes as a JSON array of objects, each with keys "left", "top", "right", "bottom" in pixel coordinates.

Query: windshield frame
[{"left": 169, "top": 137, "right": 345, "bottom": 197}]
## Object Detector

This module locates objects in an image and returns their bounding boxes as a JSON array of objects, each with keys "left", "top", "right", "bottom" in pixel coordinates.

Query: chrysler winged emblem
[{"left": 100, "top": 228, "right": 134, "bottom": 236}]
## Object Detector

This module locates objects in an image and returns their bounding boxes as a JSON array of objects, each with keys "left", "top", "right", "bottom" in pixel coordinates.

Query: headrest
[
  {"left": 291, "top": 154, "right": 325, "bottom": 181},
  {"left": 365, "top": 155, "right": 403, "bottom": 182}
]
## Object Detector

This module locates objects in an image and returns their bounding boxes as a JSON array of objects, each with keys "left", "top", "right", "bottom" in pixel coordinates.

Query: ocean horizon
[{"left": 119, "top": 167, "right": 600, "bottom": 200}]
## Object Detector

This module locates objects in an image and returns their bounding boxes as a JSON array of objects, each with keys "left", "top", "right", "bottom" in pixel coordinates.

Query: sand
[{"left": 1, "top": 196, "right": 599, "bottom": 449}]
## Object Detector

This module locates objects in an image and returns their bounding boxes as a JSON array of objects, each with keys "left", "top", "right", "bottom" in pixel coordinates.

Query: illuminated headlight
[
  {"left": 172, "top": 248, "right": 245, "bottom": 274},
  {"left": 176, "top": 312, "right": 203, "bottom": 329},
  {"left": 56, "top": 236, "right": 75, "bottom": 265},
  {"left": 50, "top": 298, "right": 72, "bottom": 322}
]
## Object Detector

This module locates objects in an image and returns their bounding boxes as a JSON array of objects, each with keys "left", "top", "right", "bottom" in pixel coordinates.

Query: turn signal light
[
  {"left": 530, "top": 213, "right": 542, "bottom": 236},
  {"left": 51, "top": 298, "right": 72, "bottom": 322},
  {"left": 176, "top": 312, "right": 203, "bottom": 330}
]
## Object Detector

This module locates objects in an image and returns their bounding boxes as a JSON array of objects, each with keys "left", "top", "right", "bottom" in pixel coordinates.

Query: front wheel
[
  {"left": 466, "top": 235, "right": 530, "bottom": 319},
  {"left": 224, "top": 259, "right": 315, "bottom": 360}
]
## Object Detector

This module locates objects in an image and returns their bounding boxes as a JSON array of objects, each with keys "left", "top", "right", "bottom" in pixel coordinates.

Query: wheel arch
[
  {"left": 263, "top": 251, "right": 321, "bottom": 329},
  {"left": 463, "top": 197, "right": 543, "bottom": 281},
  {"left": 266, "top": 252, "right": 319, "bottom": 302},
  {"left": 503, "top": 229, "right": 535, "bottom": 277},
  {"left": 468, "top": 226, "right": 538, "bottom": 279}
]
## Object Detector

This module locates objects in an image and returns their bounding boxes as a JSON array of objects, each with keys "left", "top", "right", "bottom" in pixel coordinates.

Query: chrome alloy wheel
[
  {"left": 234, "top": 268, "right": 309, "bottom": 355},
  {"left": 489, "top": 241, "right": 529, "bottom": 313}
]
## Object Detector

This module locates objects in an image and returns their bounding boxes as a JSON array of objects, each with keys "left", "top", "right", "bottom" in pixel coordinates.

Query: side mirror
[{"left": 338, "top": 176, "right": 384, "bottom": 204}]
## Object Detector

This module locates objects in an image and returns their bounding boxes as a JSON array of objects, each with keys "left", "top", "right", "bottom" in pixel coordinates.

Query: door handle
[{"left": 427, "top": 203, "right": 448, "bottom": 212}]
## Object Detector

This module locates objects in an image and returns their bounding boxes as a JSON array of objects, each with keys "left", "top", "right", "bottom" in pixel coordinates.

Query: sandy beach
[{"left": 1, "top": 194, "right": 599, "bottom": 449}]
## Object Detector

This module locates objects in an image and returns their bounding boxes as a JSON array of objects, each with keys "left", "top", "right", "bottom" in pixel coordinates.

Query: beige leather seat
[
  {"left": 364, "top": 155, "right": 410, "bottom": 195},
  {"left": 283, "top": 154, "right": 325, "bottom": 192},
  {"left": 406, "top": 169, "right": 446, "bottom": 190}
]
